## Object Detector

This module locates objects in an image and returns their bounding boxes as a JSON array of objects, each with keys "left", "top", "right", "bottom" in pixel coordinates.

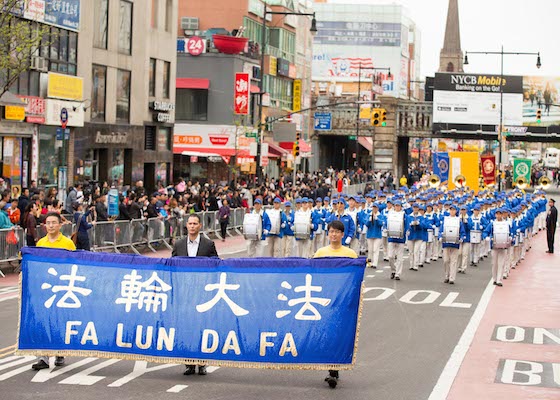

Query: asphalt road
[{"left": 0, "top": 246, "right": 495, "bottom": 400}]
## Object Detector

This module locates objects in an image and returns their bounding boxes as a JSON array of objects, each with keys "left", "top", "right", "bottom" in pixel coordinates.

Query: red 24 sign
[{"left": 187, "top": 36, "right": 206, "bottom": 56}]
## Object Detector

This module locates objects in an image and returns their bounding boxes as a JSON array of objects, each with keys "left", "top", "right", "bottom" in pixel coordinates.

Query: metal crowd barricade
[
  {"left": 114, "top": 220, "right": 133, "bottom": 253},
  {"left": 165, "top": 216, "right": 179, "bottom": 244},
  {"left": 129, "top": 218, "right": 147, "bottom": 254},
  {"left": 60, "top": 222, "right": 74, "bottom": 238},
  {"left": 146, "top": 217, "right": 172, "bottom": 252},
  {"left": 232, "top": 208, "right": 245, "bottom": 235},
  {"left": 93, "top": 221, "right": 117, "bottom": 252},
  {"left": 0, "top": 227, "right": 25, "bottom": 277}
]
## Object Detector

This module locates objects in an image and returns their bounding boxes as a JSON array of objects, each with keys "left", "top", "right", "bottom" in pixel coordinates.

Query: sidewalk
[{"left": 446, "top": 231, "right": 560, "bottom": 400}]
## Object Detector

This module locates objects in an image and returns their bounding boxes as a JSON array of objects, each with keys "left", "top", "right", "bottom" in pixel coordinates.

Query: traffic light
[
  {"left": 536, "top": 109, "right": 542, "bottom": 124},
  {"left": 371, "top": 108, "right": 380, "bottom": 126},
  {"left": 380, "top": 108, "right": 387, "bottom": 126},
  {"left": 293, "top": 132, "right": 300, "bottom": 157}
]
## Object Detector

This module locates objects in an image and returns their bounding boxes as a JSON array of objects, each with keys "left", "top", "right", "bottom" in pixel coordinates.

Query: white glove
[
  {"left": 290, "top": 225, "right": 294, "bottom": 231},
  {"left": 309, "top": 223, "right": 314, "bottom": 229},
  {"left": 281, "top": 223, "right": 286, "bottom": 228},
  {"left": 345, "top": 237, "right": 352, "bottom": 245},
  {"left": 486, "top": 237, "right": 490, "bottom": 242},
  {"left": 361, "top": 226, "right": 367, "bottom": 234},
  {"left": 263, "top": 229, "right": 269, "bottom": 235}
]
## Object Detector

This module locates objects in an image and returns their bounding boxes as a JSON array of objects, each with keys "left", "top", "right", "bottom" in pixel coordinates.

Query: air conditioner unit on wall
[
  {"left": 30, "top": 56, "right": 47, "bottom": 72},
  {"left": 181, "top": 17, "right": 199, "bottom": 31}
]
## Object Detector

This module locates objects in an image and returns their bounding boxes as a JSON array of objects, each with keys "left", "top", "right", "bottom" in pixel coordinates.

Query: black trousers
[
  {"left": 547, "top": 228, "right": 556, "bottom": 253},
  {"left": 220, "top": 221, "right": 228, "bottom": 238}
]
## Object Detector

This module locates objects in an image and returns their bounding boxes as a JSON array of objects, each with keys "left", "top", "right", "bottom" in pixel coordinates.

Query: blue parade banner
[
  {"left": 17, "top": 248, "right": 365, "bottom": 370},
  {"left": 433, "top": 152, "right": 450, "bottom": 183}
]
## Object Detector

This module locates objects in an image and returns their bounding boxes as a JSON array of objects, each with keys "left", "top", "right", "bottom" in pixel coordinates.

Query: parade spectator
[
  {"left": 218, "top": 199, "right": 231, "bottom": 241},
  {"left": 22, "top": 202, "right": 39, "bottom": 246},
  {"left": 73, "top": 202, "right": 95, "bottom": 251},
  {"left": 7, "top": 199, "right": 20, "bottom": 225}
]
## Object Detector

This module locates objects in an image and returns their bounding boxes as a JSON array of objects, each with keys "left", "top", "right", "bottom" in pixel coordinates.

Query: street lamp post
[
  {"left": 464, "top": 46, "right": 541, "bottom": 190},
  {"left": 355, "top": 66, "right": 391, "bottom": 170},
  {"left": 256, "top": 3, "right": 317, "bottom": 185}
]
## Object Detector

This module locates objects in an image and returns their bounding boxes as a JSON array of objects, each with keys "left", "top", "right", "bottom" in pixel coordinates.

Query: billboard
[
  {"left": 13, "top": 0, "right": 81, "bottom": 31},
  {"left": 314, "top": 21, "right": 402, "bottom": 47},
  {"left": 522, "top": 76, "right": 560, "bottom": 126},
  {"left": 433, "top": 73, "right": 524, "bottom": 125}
]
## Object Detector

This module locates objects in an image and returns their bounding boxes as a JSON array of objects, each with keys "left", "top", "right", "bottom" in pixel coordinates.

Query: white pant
[
  {"left": 367, "top": 238, "right": 382, "bottom": 267},
  {"left": 492, "top": 248, "right": 507, "bottom": 284},
  {"left": 247, "top": 239, "right": 267, "bottom": 257},
  {"left": 295, "top": 239, "right": 312, "bottom": 258},
  {"left": 443, "top": 247, "right": 459, "bottom": 282},
  {"left": 470, "top": 242, "right": 481, "bottom": 264},
  {"left": 382, "top": 236, "right": 389, "bottom": 259},
  {"left": 313, "top": 233, "right": 324, "bottom": 254},
  {"left": 409, "top": 240, "right": 422, "bottom": 269},
  {"left": 282, "top": 235, "right": 294, "bottom": 257},
  {"left": 459, "top": 242, "right": 470, "bottom": 272},
  {"left": 266, "top": 236, "right": 283, "bottom": 257},
  {"left": 387, "top": 242, "right": 404, "bottom": 277},
  {"left": 350, "top": 237, "right": 360, "bottom": 253}
]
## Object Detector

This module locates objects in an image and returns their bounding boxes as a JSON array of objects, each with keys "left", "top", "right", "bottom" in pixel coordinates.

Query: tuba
[
  {"left": 538, "top": 176, "right": 551, "bottom": 190},
  {"left": 428, "top": 174, "right": 441, "bottom": 188},
  {"left": 515, "top": 176, "right": 528, "bottom": 190},
  {"left": 454, "top": 174, "right": 467, "bottom": 188}
]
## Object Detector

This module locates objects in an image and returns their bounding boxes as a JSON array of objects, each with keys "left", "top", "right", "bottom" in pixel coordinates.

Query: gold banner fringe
[{"left": 15, "top": 261, "right": 366, "bottom": 372}]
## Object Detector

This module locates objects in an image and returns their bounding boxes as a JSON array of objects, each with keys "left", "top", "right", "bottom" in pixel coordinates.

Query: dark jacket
[
  {"left": 547, "top": 205, "right": 558, "bottom": 231},
  {"left": 171, "top": 235, "right": 218, "bottom": 257},
  {"left": 128, "top": 201, "right": 142, "bottom": 219},
  {"left": 95, "top": 202, "right": 109, "bottom": 221},
  {"left": 118, "top": 202, "right": 131, "bottom": 220}
]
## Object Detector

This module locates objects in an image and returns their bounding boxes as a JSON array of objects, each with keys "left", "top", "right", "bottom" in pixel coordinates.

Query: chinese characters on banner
[
  {"left": 234, "top": 73, "right": 250, "bottom": 115},
  {"left": 480, "top": 155, "right": 496, "bottom": 185},
  {"left": 17, "top": 248, "right": 365, "bottom": 370}
]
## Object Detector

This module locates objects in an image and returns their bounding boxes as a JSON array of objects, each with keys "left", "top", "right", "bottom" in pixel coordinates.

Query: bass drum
[
  {"left": 470, "top": 230, "right": 482, "bottom": 244},
  {"left": 265, "top": 209, "right": 281, "bottom": 235},
  {"left": 442, "top": 217, "right": 460, "bottom": 244},
  {"left": 427, "top": 229, "right": 434, "bottom": 243},
  {"left": 243, "top": 213, "right": 262, "bottom": 240},
  {"left": 493, "top": 221, "right": 511, "bottom": 249},
  {"left": 387, "top": 212, "right": 404, "bottom": 239},
  {"left": 294, "top": 211, "right": 311, "bottom": 240}
]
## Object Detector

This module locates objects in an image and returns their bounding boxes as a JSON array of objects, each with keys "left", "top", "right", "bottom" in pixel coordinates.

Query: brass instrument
[
  {"left": 515, "top": 176, "right": 528, "bottom": 190},
  {"left": 428, "top": 174, "right": 441, "bottom": 188},
  {"left": 454, "top": 174, "right": 467, "bottom": 188},
  {"left": 538, "top": 176, "right": 551, "bottom": 190}
]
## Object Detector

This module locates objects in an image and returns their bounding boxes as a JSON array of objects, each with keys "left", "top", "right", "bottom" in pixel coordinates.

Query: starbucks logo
[
  {"left": 483, "top": 159, "right": 494, "bottom": 174},
  {"left": 515, "top": 162, "right": 529, "bottom": 177},
  {"left": 438, "top": 159, "right": 449, "bottom": 174}
]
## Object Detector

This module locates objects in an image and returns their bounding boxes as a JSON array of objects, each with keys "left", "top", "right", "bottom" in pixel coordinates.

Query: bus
[
  {"left": 508, "top": 149, "right": 527, "bottom": 165},
  {"left": 544, "top": 148, "right": 560, "bottom": 168}
]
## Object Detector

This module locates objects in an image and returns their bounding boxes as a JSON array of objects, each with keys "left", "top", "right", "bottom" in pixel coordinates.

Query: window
[
  {"left": 40, "top": 26, "right": 77, "bottom": 75},
  {"left": 158, "top": 127, "right": 171, "bottom": 151},
  {"left": 145, "top": 126, "right": 156, "bottom": 150},
  {"left": 176, "top": 89, "right": 208, "bottom": 121},
  {"left": 118, "top": 0, "right": 133, "bottom": 55},
  {"left": 68, "top": 32, "right": 77, "bottom": 63},
  {"left": 116, "top": 69, "right": 131, "bottom": 121},
  {"left": 151, "top": 0, "right": 158, "bottom": 29},
  {"left": 243, "top": 17, "right": 265, "bottom": 44},
  {"left": 162, "top": 61, "right": 170, "bottom": 98},
  {"left": 94, "top": 0, "right": 108, "bottom": 49},
  {"left": 91, "top": 65, "right": 107, "bottom": 121},
  {"left": 50, "top": 27, "right": 59, "bottom": 60},
  {"left": 149, "top": 58, "right": 156, "bottom": 97}
]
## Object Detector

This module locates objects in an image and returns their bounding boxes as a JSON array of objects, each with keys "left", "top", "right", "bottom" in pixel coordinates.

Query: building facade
[{"left": 75, "top": 0, "right": 177, "bottom": 192}]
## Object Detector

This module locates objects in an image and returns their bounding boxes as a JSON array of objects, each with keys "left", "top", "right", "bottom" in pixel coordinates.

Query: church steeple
[{"left": 439, "top": 0, "right": 463, "bottom": 73}]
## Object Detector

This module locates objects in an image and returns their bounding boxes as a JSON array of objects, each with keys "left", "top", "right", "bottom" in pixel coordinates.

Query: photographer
[{"left": 73, "top": 202, "right": 95, "bottom": 250}]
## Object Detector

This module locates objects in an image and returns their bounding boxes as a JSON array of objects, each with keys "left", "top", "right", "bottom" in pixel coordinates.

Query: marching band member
[
  {"left": 468, "top": 205, "right": 485, "bottom": 266},
  {"left": 246, "top": 199, "right": 271, "bottom": 257},
  {"left": 281, "top": 201, "right": 295, "bottom": 257},
  {"left": 365, "top": 202, "right": 385, "bottom": 269},
  {"left": 294, "top": 198, "right": 316, "bottom": 258},
  {"left": 407, "top": 203, "right": 426, "bottom": 271},
  {"left": 381, "top": 198, "right": 393, "bottom": 261},
  {"left": 387, "top": 200, "right": 408, "bottom": 280},
  {"left": 322, "top": 197, "right": 332, "bottom": 247},
  {"left": 441, "top": 205, "right": 466, "bottom": 285},
  {"left": 424, "top": 203, "right": 437, "bottom": 264},
  {"left": 345, "top": 195, "right": 360, "bottom": 254},
  {"left": 418, "top": 205, "right": 429, "bottom": 266},
  {"left": 458, "top": 205, "right": 471, "bottom": 274},
  {"left": 483, "top": 208, "right": 514, "bottom": 287},
  {"left": 502, "top": 208, "right": 514, "bottom": 279},
  {"left": 358, "top": 198, "right": 369, "bottom": 255},
  {"left": 312, "top": 197, "right": 325, "bottom": 253},
  {"left": 265, "top": 197, "right": 285, "bottom": 257},
  {"left": 328, "top": 198, "right": 356, "bottom": 248}
]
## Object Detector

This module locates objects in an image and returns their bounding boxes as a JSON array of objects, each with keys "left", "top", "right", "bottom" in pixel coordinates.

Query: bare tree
[{"left": 0, "top": 0, "right": 50, "bottom": 98}]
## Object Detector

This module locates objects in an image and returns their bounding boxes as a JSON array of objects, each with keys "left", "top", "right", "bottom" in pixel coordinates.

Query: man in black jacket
[
  {"left": 546, "top": 198, "right": 558, "bottom": 253},
  {"left": 172, "top": 214, "right": 218, "bottom": 376}
]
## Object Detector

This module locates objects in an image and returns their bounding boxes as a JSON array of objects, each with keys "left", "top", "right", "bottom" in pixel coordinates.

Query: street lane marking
[
  {"left": 0, "top": 295, "right": 18, "bottom": 303},
  {"left": 428, "top": 279, "right": 495, "bottom": 400},
  {"left": 0, "top": 287, "right": 18, "bottom": 293},
  {"left": 376, "top": 270, "right": 383, "bottom": 273},
  {"left": 167, "top": 384, "right": 188, "bottom": 393},
  {"left": 366, "top": 275, "right": 376, "bottom": 278}
]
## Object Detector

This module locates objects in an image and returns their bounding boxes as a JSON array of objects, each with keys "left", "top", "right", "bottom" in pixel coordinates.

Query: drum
[
  {"left": 266, "top": 209, "right": 281, "bottom": 235},
  {"left": 434, "top": 226, "right": 440, "bottom": 238},
  {"left": 442, "top": 217, "right": 460, "bottom": 244},
  {"left": 387, "top": 211, "right": 405, "bottom": 239},
  {"left": 243, "top": 213, "right": 262, "bottom": 240},
  {"left": 470, "top": 230, "right": 482, "bottom": 244},
  {"left": 427, "top": 229, "right": 434, "bottom": 243},
  {"left": 294, "top": 211, "right": 311, "bottom": 240},
  {"left": 493, "top": 221, "right": 511, "bottom": 249}
]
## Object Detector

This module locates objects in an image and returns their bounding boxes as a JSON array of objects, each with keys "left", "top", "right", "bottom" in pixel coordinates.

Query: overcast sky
[{"left": 328, "top": 0, "right": 560, "bottom": 78}]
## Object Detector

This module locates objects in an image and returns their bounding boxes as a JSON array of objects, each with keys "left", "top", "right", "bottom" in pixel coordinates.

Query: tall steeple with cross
[{"left": 439, "top": 0, "right": 464, "bottom": 73}]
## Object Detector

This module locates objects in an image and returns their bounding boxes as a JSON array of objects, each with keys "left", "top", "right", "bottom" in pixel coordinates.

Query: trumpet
[
  {"left": 428, "top": 174, "right": 441, "bottom": 188},
  {"left": 515, "top": 176, "right": 528, "bottom": 190},
  {"left": 538, "top": 176, "right": 551, "bottom": 190},
  {"left": 454, "top": 174, "right": 467, "bottom": 188}
]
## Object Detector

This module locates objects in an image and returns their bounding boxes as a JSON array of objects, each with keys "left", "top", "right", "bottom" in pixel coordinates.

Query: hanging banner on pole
[
  {"left": 480, "top": 155, "right": 496, "bottom": 185},
  {"left": 513, "top": 158, "right": 532, "bottom": 183},
  {"left": 234, "top": 73, "right": 250, "bottom": 115},
  {"left": 432, "top": 152, "right": 449, "bottom": 184},
  {"left": 17, "top": 248, "right": 365, "bottom": 370}
]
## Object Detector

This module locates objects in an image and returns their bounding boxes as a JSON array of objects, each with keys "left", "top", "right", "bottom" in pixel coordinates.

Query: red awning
[
  {"left": 174, "top": 146, "right": 235, "bottom": 156},
  {"left": 176, "top": 78, "right": 210, "bottom": 89},
  {"left": 358, "top": 137, "right": 373, "bottom": 153},
  {"left": 266, "top": 141, "right": 289, "bottom": 158}
]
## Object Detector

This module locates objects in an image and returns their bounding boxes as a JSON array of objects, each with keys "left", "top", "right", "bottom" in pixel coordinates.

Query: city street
[{"left": 0, "top": 236, "right": 518, "bottom": 399}]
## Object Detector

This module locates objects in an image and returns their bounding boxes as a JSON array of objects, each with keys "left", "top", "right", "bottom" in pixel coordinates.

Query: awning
[
  {"left": 174, "top": 146, "right": 235, "bottom": 156},
  {"left": 176, "top": 78, "right": 210, "bottom": 89},
  {"left": 181, "top": 151, "right": 221, "bottom": 157},
  {"left": 358, "top": 137, "right": 373, "bottom": 153},
  {"left": 266, "top": 141, "right": 289, "bottom": 158}
]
